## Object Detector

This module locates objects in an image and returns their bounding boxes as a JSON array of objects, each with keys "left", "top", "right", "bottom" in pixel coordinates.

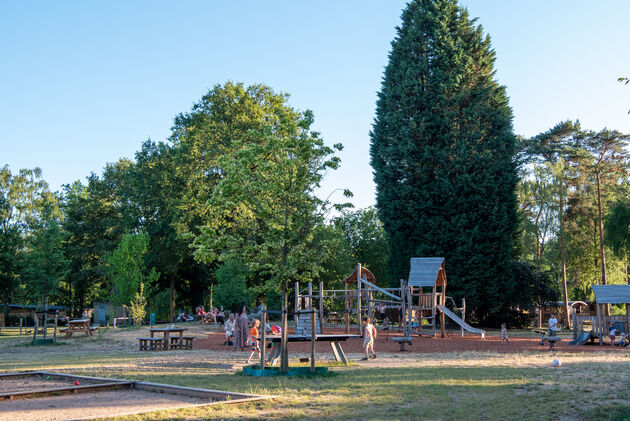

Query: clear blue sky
[{"left": 2, "top": 1, "right": 629, "bottom": 209}]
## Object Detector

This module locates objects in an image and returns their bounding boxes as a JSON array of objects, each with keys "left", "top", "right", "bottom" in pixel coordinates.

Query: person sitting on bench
[{"left": 224, "top": 313, "right": 235, "bottom": 346}]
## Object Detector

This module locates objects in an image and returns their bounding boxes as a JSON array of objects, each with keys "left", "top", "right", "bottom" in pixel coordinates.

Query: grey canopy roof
[
  {"left": 592, "top": 285, "right": 630, "bottom": 304},
  {"left": 408, "top": 257, "right": 446, "bottom": 288}
]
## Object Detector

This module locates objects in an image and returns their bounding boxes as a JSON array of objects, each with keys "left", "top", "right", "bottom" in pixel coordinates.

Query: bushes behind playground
[{"left": 478, "top": 261, "right": 558, "bottom": 328}]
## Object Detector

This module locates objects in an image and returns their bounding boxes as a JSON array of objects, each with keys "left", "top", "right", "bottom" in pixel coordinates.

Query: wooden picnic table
[
  {"left": 62, "top": 319, "right": 95, "bottom": 338},
  {"left": 149, "top": 327, "right": 188, "bottom": 350},
  {"left": 260, "top": 334, "right": 362, "bottom": 366}
]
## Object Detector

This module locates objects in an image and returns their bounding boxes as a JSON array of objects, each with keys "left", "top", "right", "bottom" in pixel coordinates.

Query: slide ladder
[{"left": 437, "top": 305, "right": 485, "bottom": 340}]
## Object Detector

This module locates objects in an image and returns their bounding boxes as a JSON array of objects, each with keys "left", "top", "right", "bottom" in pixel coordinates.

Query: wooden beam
[
  {"left": 359, "top": 278, "right": 401, "bottom": 301},
  {"left": 357, "top": 263, "right": 362, "bottom": 335}
]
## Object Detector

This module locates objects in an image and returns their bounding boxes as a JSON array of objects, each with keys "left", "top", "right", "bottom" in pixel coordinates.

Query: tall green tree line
[{"left": 370, "top": 0, "right": 519, "bottom": 320}]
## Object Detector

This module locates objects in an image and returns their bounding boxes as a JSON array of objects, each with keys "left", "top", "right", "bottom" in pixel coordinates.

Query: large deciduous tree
[
  {"left": 105, "top": 233, "right": 159, "bottom": 324},
  {"left": 192, "top": 96, "right": 349, "bottom": 371},
  {"left": 0, "top": 165, "right": 50, "bottom": 322},
  {"left": 370, "top": 0, "right": 518, "bottom": 318},
  {"left": 23, "top": 197, "right": 68, "bottom": 311}
]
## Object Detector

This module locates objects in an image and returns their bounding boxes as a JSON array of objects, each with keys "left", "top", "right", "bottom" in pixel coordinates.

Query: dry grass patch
[{"left": 1, "top": 327, "right": 629, "bottom": 420}]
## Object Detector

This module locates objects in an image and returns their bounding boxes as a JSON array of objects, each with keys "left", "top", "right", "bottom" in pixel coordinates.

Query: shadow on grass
[
  {"left": 589, "top": 405, "right": 630, "bottom": 421},
  {"left": 2, "top": 354, "right": 629, "bottom": 420}
]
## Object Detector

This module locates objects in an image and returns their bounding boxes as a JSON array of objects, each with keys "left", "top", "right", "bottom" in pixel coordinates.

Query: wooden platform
[{"left": 261, "top": 334, "right": 361, "bottom": 365}]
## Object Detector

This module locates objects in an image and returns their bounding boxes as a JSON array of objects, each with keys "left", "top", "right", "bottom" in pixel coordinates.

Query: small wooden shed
[
  {"left": 592, "top": 284, "right": 630, "bottom": 345},
  {"left": 408, "top": 257, "right": 447, "bottom": 337}
]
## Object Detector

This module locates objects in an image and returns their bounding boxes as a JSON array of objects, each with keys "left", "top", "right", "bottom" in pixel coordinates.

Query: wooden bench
[
  {"left": 182, "top": 336, "right": 195, "bottom": 350},
  {"left": 138, "top": 337, "right": 164, "bottom": 351},
  {"left": 169, "top": 336, "right": 195, "bottom": 350}
]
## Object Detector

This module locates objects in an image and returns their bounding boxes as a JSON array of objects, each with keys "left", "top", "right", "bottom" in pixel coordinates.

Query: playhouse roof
[
  {"left": 408, "top": 257, "right": 446, "bottom": 288},
  {"left": 592, "top": 285, "right": 630, "bottom": 304},
  {"left": 342, "top": 265, "right": 377, "bottom": 284}
]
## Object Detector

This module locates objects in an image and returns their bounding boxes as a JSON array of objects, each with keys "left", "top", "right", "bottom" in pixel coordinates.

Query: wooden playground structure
[
  {"left": 294, "top": 258, "right": 484, "bottom": 348},
  {"left": 570, "top": 285, "right": 630, "bottom": 346}
]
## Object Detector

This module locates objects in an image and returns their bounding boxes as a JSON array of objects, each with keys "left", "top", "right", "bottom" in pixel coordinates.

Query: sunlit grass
[{"left": 1, "top": 334, "right": 628, "bottom": 420}]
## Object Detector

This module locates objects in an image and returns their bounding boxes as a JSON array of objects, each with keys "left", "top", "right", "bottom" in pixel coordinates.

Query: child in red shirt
[{"left": 246, "top": 319, "right": 261, "bottom": 364}]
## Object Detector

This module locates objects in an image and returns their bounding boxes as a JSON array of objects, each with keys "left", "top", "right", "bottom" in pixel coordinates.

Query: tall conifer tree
[{"left": 370, "top": 0, "right": 518, "bottom": 316}]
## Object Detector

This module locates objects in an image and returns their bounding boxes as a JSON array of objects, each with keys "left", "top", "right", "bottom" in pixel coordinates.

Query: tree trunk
[
  {"left": 595, "top": 172, "right": 608, "bottom": 286},
  {"left": 170, "top": 277, "right": 175, "bottom": 323},
  {"left": 280, "top": 238, "right": 289, "bottom": 373},
  {"left": 558, "top": 179, "right": 570, "bottom": 326},
  {"left": 78, "top": 295, "right": 85, "bottom": 319},
  {"left": 2, "top": 290, "right": 9, "bottom": 328},
  {"left": 280, "top": 280, "right": 289, "bottom": 373},
  {"left": 535, "top": 208, "right": 543, "bottom": 263}
]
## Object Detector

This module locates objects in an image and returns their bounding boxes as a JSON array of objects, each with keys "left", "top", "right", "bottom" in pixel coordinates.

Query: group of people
[{"left": 195, "top": 305, "right": 226, "bottom": 325}]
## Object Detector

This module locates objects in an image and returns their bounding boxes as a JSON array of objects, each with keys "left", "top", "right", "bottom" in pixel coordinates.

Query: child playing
[
  {"left": 500, "top": 323, "right": 509, "bottom": 344},
  {"left": 361, "top": 316, "right": 377, "bottom": 361},
  {"left": 609, "top": 324, "right": 617, "bottom": 347},
  {"left": 548, "top": 313, "right": 558, "bottom": 337},
  {"left": 245, "top": 319, "right": 261, "bottom": 364}
]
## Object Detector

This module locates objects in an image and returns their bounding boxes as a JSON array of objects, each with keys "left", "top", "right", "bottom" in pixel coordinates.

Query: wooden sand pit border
[{"left": 0, "top": 371, "right": 275, "bottom": 420}]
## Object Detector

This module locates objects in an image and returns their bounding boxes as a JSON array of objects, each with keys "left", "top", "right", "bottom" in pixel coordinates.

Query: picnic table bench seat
[
  {"left": 169, "top": 335, "right": 196, "bottom": 350},
  {"left": 138, "top": 337, "right": 164, "bottom": 351}
]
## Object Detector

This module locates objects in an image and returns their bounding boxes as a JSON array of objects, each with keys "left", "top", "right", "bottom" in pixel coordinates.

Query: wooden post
[
  {"left": 53, "top": 313, "right": 58, "bottom": 343},
  {"left": 42, "top": 312, "right": 47, "bottom": 339},
  {"left": 344, "top": 283, "right": 350, "bottom": 334},
  {"left": 440, "top": 289, "right": 446, "bottom": 339},
  {"left": 400, "top": 279, "right": 406, "bottom": 336},
  {"left": 357, "top": 263, "right": 362, "bottom": 335},
  {"left": 596, "top": 302, "right": 602, "bottom": 345},
  {"left": 367, "top": 288, "right": 373, "bottom": 324},
  {"left": 407, "top": 285, "right": 413, "bottom": 337},
  {"left": 311, "top": 309, "right": 316, "bottom": 373},
  {"left": 431, "top": 287, "right": 437, "bottom": 337},
  {"left": 294, "top": 282, "right": 300, "bottom": 327},
  {"left": 537, "top": 305, "right": 542, "bottom": 328},
  {"left": 19, "top": 317, "right": 23, "bottom": 335},
  {"left": 33, "top": 313, "right": 38, "bottom": 342},
  {"left": 260, "top": 306, "right": 266, "bottom": 370},
  {"left": 308, "top": 282, "right": 313, "bottom": 311},
  {"left": 461, "top": 298, "right": 466, "bottom": 337},
  {"left": 319, "top": 281, "right": 324, "bottom": 334}
]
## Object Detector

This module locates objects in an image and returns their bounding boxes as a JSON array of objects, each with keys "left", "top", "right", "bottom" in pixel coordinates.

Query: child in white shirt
[
  {"left": 361, "top": 316, "right": 377, "bottom": 360},
  {"left": 548, "top": 314, "right": 558, "bottom": 337}
]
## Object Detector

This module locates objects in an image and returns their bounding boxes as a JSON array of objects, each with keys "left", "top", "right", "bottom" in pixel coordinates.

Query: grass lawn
[{"left": 0, "top": 328, "right": 629, "bottom": 420}]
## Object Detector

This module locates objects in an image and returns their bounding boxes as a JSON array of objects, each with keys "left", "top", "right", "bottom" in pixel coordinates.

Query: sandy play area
[{"left": 0, "top": 388, "right": 210, "bottom": 421}]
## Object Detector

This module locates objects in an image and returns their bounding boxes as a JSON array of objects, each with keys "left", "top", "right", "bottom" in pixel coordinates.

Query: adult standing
[{"left": 234, "top": 305, "right": 249, "bottom": 351}]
